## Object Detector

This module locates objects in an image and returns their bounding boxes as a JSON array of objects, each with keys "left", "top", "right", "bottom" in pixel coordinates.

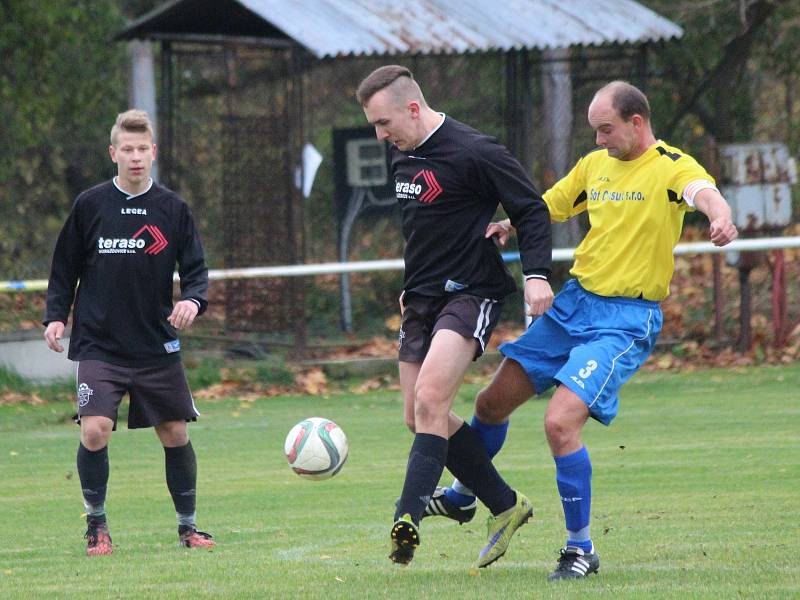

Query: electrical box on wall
[
  {"left": 719, "top": 143, "right": 796, "bottom": 230},
  {"left": 345, "top": 138, "right": 388, "bottom": 188},
  {"left": 332, "top": 127, "right": 394, "bottom": 223}
]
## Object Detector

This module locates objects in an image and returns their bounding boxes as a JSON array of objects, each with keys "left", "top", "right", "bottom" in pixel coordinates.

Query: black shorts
[
  {"left": 75, "top": 359, "right": 199, "bottom": 430},
  {"left": 398, "top": 292, "right": 502, "bottom": 362}
]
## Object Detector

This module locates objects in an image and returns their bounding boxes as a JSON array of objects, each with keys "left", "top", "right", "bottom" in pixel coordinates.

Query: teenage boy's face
[{"left": 109, "top": 131, "right": 156, "bottom": 189}]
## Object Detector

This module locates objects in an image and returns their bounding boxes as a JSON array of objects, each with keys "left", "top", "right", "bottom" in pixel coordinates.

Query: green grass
[{"left": 0, "top": 365, "right": 798, "bottom": 599}]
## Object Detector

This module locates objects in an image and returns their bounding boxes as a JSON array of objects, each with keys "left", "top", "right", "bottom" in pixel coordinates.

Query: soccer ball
[{"left": 284, "top": 417, "right": 348, "bottom": 480}]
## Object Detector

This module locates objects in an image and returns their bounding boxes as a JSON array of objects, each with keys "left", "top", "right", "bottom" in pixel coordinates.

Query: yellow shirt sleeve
[
  {"left": 543, "top": 155, "right": 590, "bottom": 222},
  {"left": 665, "top": 150, "right": 714, "bottom": 209}
]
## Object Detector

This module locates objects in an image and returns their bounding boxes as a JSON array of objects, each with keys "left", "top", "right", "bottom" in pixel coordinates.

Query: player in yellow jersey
[{"left": 427, "top": 81, "right": 738, "bottom": 579}]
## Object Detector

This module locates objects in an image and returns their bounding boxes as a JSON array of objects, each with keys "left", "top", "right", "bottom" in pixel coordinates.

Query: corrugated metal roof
[{"left": 119, "top": 0, "right": 683, "bottom": 57}]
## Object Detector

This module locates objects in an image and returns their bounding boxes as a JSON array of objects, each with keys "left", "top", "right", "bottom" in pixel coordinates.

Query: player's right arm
[
  {"left": 541, "top": 156, "right": 589, "bottom": 222},
  {"left": 43, "top": 200, "right": 85, "bottom": 351}
]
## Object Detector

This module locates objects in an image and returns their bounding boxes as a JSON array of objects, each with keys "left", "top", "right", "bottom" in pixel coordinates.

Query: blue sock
[
  {"left": 470, "top": 415, "right": 509, "bottom": 458},
  {"left": 443, "top": 488, "right": 476, "bottom": 506},
  {"left": 554, "top": 446, "right": 593, "bottom": 554},
  {"left": 445, "top": 417, "right": 509, "bottom": 506}
]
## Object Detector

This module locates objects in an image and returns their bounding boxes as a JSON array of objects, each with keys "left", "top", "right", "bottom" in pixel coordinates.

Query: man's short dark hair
[
  {"left": 601, "top": 81, "right": 651, "bottom": 122},
  {"left": 356, "top": 65, "right": 414, "bottom": 106}
]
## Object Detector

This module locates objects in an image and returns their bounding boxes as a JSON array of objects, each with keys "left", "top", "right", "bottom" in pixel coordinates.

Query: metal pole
[
  {"left": 542, "top": 47, "right": 579, "bottom": 248},
  {"left": 338, "top": 189, "right": 365, "bottom": 333},
  {"left": 712, "top": 254, "right": 725, "bottom": 343},
  {"left": 128, "top": 40, "right": 159, "bottom": 181}
]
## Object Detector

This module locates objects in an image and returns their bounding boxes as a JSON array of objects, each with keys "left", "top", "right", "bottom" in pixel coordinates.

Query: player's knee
[
  {"left": 413, "top": 400, "right": 435, "bottom": 425},
  {"left": 474, "top": 387, "right": 505, "bottom": 424},
  {"left": 413, "top": 386, "right": 443, "bottom": 425},
  {"left": 544, "top": 413, "right": 576, "bottom": 452},
  {"left": 413, "top": 381, "right": 445, "bottom": 409},
  {"left": 156, "top": 421, "right": 189, "bottom": 447},
  {"left": 81, "top": 424, "right": 111, "bottom": 450}
]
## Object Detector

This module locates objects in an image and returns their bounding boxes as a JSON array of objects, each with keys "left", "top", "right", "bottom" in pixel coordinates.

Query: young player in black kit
[
  {"left": 43, "top": 110, "right": 215, "bottom": 555},
  {"left": 356, "top": 65, "right": 553, "bottom": 566}
]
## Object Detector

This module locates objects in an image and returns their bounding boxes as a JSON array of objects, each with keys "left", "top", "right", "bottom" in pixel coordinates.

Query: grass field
[{"left": 0, "top": 364, "right": 798, "bottom": 599}]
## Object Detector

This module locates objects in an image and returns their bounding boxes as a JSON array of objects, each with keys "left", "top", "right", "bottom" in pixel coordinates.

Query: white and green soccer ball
[{"left": 284, "top": 417, "right": 349, "bottom": 480}]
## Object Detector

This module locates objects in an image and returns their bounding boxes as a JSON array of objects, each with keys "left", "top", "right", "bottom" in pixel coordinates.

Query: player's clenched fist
[{"left": 524, "top": 278, "right": 554, "bottom": 316}]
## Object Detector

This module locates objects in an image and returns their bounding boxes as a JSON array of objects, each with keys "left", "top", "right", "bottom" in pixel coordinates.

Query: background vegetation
[{"left": 1, "top": 0, "right": 798, "bottom": 352}]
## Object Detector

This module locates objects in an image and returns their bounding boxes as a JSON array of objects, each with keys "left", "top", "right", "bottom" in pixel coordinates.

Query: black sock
[
  {"left": 445, "top": 423, "right": 515, "bottom": 516},
  {"left": 164, "top": 441, "right": 197, "bottom": 523},
  {"left": 394, "top": 433, "right": 448, "bottom": 524},
  {"left": 77, "top": 443, "right": 109, "bottom": 520}
]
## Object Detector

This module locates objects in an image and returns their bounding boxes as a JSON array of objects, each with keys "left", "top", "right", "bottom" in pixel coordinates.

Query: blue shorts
[{"left": 499, "top": 279, "right": 663, "bottom": 425}]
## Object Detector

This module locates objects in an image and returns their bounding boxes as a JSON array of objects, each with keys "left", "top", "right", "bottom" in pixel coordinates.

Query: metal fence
[
  {"left": 8, "top": 42, "right": 797, "bottom": 349},
  {"left": 8, "top": 237, "right": 799, "bottom": 355},
  {"left": 149, "top": 43, "right": 659, "bottom": 339}
]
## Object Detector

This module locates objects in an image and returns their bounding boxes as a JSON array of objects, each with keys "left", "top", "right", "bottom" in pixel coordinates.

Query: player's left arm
[
  {"left": 168, "top": 299, "right": 200, "bottom": 330},
  {"left": 171, "top": 202, "right": 209, "bottom": 330},
  {"left": 472, "top": 142, "right": 553, "bottom": 315},
  {"left": 471, "top": 142, "right": 552, "bottom": 271},
  {"left": 692, "top": 188, "right": 738, "bottom": 246},
  {"left": 484, "top": 156, "right": 588, "bottom": 245}
]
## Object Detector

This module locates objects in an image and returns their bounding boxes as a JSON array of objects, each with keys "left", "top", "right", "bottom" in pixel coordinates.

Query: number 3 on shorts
[{"left": 571, "top": 359, "right": 598, "bottom": 389}]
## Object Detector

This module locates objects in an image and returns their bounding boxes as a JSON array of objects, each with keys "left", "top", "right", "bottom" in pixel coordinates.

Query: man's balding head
[
  {"left": 588, "top": 81, "right": 655, "bottom": 161},
  {"left": 594, "top": 81, "right": 651, "bottom": 123}
]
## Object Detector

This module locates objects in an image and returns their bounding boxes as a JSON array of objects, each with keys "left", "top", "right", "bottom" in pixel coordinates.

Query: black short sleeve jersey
[
  {"left": 391, "top": 116, "right": 551, "bottom": 299},
  {"left": 44, "top": 180, "right": 208, "bottom": 367}
]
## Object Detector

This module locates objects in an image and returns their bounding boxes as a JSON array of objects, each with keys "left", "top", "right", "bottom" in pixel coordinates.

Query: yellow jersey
[{"left": 544, "top": 141, "right": 712, "bottom": 301}]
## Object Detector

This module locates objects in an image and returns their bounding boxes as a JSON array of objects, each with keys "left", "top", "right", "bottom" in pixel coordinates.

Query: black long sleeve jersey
[
  {"left": 391, "top": 116, "right": 552, "bottom": 299},
  {"left": 44, "top": 180, "right": 208, "bottom": 367}
]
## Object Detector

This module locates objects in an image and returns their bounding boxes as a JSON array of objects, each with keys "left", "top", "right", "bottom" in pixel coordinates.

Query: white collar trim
[
  {"left": 414, "top": 113, "right": 446, "bottom": 150},
  {"left": 113, "top": 177, "right": 153, "bottom": 200}
]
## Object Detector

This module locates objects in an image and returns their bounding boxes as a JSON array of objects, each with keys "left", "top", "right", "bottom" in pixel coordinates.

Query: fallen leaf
[{"left": 295, "top": 368, "right": 328, "bottom": 396}]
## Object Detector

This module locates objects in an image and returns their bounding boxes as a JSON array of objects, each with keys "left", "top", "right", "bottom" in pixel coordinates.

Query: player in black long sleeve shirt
[
  {"left": 43, "top": 110, "right": 214, "bottom": 555},
  {"left": 357, "top": 65, "right": 553, "bottom": 566},
  {"left": 45, "top": 179, "right": 208, "bottom": 366},
  {"left": 392, "top": 115, "right": 551, "bottom": 299}
]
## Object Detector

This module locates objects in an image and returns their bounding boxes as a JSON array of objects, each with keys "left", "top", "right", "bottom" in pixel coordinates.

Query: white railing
[{"left": 4, "top": 236, "right": 800, "bottom": 292}]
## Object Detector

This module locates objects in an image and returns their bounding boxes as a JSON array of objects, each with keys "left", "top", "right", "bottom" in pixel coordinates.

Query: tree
[
  {"left": 0, "top": 0, "right": 129, "bottom": 277},
  {"left": 642, "top": 0, "right": 795, "bottom": 146}
]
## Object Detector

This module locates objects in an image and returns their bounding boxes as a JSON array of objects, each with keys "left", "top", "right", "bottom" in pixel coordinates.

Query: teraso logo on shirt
[
  {"left": 395, "top": 169, "right": 443, "bottom": 203},
  {"left": 97, "top": 224, "right": 169, "bottom": 255}
]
